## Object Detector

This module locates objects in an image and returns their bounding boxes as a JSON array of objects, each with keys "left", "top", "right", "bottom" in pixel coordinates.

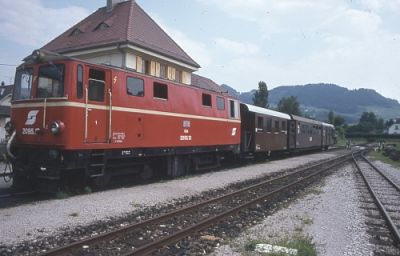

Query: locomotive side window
[
  {"left": 216, "top": 96, "right": 225, "bottom": 110},
  {"left": 202, "top": 93, "right": 212, "bottom": 107},
  {"left": 229, "top": 100, "right": 239, "bottom": 119},
  {"left": 127, "top": 77, "right": 144, "bottom": 97},
  {"left": 37, "top": 64, "right": 64, "bottom": 98},
  {"left": 88, "top": 69, "right": 105, "bottom": 102},
  {"left": 153, "top": 82, "right": 168, "bottom": 99},
  {"left": 77, "top": 65, "right": 83, "bottom": 99},
  {"left": 13, "top": 68, "right": 33, "bottom": 100}
]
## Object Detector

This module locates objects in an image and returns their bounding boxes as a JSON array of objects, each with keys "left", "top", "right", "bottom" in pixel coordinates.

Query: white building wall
[{"left": 388, "top": 124, "right": 400, "bottom": 134}]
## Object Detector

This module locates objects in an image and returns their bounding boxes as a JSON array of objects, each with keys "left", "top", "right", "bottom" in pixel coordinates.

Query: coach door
[
  {"left": 289, "top": 121, "right": 297, "bottom": 149},
  {"left": 84, "top": 68, "right": 112, "bottom": 143}
]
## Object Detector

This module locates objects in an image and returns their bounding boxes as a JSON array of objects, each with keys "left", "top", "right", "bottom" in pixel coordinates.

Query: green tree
[
  {"left": 333, "top": 116, "right": 345, "bottom": 127},
  {"left": 253, "top": 81, "right": 269, "bottom": 108},
  {"left": 328, "top": 110, "right": 334, "bottom": 124},
  {"left": 277, "top": 96, "right": 301, "bottom": 115}
]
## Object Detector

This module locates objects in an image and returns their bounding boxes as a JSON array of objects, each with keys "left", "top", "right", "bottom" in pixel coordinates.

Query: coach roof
[{"left": 242, "top": 104, "right": 291, "bottom": 120}]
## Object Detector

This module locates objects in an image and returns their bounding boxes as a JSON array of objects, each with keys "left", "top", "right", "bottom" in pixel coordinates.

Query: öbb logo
[{"left": 25, "top": 110, "right": 39, "bottom": 125}]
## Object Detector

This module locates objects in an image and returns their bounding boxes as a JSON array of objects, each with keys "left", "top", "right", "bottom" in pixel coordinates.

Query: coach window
[
  {"left": 88, "top": 69, "right": 105, "bottom": 102},
  {"left": 202, "top": 93, "right": 212, "bottom": 107},
  {"left": 282, "top": 121, "right": 287, "bottom": 132},
  {"left": 216, "top": 96, "right": 225, "bottom": 110},
  {"left": 153, "top": 82, "right": 168, "bottom": 99},
  {"left": 257, "top": 116, "right": 264, "bottom": 131},
  {"left": 266, "top": 118, "right": 272, "bottom": 132},
  {"left": 274, "top": 121, "right": 280, "bottom": 132},
  {"left": 127, "top": 77, "right": 144, "bottom": 97},
  {"left": 77, "top": 65, "right": 83, "bottom": 99}
]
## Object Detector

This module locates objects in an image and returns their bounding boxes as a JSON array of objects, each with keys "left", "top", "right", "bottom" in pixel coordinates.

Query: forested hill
[{"left": 221, "top": 83, "right": 400, "bottom": 123}]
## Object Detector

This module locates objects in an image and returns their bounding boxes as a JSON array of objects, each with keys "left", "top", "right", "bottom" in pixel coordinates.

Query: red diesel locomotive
[{"left": 7, "top": 50, "right": 241, "bottom": 188}]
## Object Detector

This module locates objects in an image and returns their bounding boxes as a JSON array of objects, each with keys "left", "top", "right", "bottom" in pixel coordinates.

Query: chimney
[{"left": 106, "top": 0, "right": 128, "bottom": 12}]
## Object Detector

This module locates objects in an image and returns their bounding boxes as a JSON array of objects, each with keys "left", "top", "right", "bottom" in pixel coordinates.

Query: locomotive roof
[
  {"left": 191, "top": 74, "right": 226, "bottom": 94},
  {"left": 242, "top": 104, "right": 291, "bottom": 120},
  {"left": 41, "top": 0, "right": 199, "bottom": 69}
]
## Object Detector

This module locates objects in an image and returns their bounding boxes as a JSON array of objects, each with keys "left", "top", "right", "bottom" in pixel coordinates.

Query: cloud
[
  {"left": 0, "top": 0, "right": 89, "bottom": 47},
  {"left": 149, "top": 12, "right": 213, "bottom": 68},
  {"left": 214, "top": 38, "right": 260, "bottom": 56}
]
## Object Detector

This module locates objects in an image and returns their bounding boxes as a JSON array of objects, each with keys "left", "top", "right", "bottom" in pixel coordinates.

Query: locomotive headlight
[{"left": 50, "top": 121, "right": 65, "bottom": 135}]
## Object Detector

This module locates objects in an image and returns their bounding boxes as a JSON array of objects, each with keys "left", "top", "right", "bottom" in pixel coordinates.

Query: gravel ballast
[
  {"left": 0, "top": 152, "right": 336, "bottom": 246},
  {"left": 212, "top": 163, "right": 373, "bottom": 256}
]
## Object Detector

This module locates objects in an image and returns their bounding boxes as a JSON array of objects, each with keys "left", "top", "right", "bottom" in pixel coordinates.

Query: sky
[{"left": 0, "top": 0, "right": 400, "bottom": 102}]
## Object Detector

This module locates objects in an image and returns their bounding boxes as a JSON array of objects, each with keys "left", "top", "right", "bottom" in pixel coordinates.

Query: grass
[
  {"left": 244, "top": 234, "right": 317, "bottom": 256},
  {"left": 368, "top": 150, "right": 400, "bottom": 169}
]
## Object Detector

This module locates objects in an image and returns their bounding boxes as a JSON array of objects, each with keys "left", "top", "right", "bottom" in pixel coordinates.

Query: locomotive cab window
[
  {"left": 13, "top": 68, "right": 33, "bottom": 100},
  {"left": 37, "top": 64, "right": 64, "bottom": 98},
  {"left": 127, "top": 77, "right": 144, "bottom": 97},
  {"left": 88, "top": 69, "right": 105, "bottom": 102},
  {"left": 153, "top": 82, "right": 168, "bottom": 99},
  {"left": 202, "top": 93, "right": 212, "bottom": 107}
]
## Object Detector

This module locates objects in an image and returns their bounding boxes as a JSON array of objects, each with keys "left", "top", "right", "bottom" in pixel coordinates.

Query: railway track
[
  {"left": 353, "top": 154, "right": 400, "bottom": 255},
  {"left": 35, "top": 151, "right": 357, "bottom": 256}
]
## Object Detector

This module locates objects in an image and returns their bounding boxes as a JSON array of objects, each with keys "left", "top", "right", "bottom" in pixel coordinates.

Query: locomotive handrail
[
  {"left": 108, "top": 89, "right": 112, "bottom": 143},
  {"left": 84, "top": 87, "right": 88, "bottom": 142},
  {"left": 43, "top": 97, "right": 47, "bottom": 129},
  {"left": 6, "top": 131, "right": 16, "bottom": 159}
]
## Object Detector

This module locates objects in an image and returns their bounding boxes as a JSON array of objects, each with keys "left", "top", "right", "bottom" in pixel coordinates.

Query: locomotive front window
[
  {"left": 37, "top": 64, "right": 64, "bottom": 98},
  {"left": 13, "top": 68, "right": 33, "bottom": 100}
]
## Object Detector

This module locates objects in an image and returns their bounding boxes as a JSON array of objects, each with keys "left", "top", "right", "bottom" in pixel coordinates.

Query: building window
[
  {"left": 94, "top": 22, "right": 109, "bottom": 31},
  {"left": 77, "top": 65, "right": 83, "bottom": 99},
  {"left": 202, "top": 93, "right": 212, "bottom": 107},
  {"left": 217, "top": 96, "right": 225, "bottom": 110},
  {"left": 127, "top": 77, "right": 144, "bottom": 97},
  {"left": 70, "top": 28, "right": 82, "bottom": 36},
  {"left": 153, "top": 82, "right": 168, "bottom": 99}
]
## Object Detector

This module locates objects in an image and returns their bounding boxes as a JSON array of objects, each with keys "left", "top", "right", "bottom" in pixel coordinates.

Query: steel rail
[
  {"left": 352, "top": 155, "right": 400, "bottom": 246},
  {"left": 360, "top": 155, "right": 400, "bottom": 192},
  {"left": 126, "top": 154, "right": 353, "bottom": 256},
  {"left": 39, "top": 151, "right": 357, "bottom": 256}
]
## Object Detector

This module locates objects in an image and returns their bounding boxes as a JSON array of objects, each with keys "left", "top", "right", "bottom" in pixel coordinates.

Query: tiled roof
[
  {"left": 42, "top": 0, "right": 199, "bottom": 68},
  {"left": 191, "top": 74, "right": 226, "bottom": 94}
]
